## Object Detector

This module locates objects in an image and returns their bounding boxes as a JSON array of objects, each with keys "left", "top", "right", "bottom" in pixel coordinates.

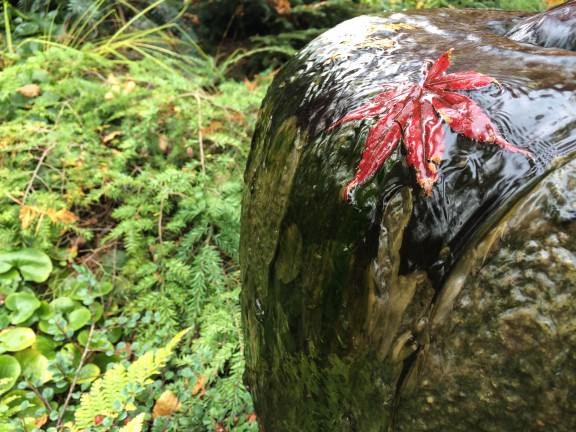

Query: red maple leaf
[{"left": 330, "top": 48, "right": 532, "bottom": 198}]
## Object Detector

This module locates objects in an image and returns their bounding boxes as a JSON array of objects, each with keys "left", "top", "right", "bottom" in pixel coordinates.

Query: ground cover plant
[
  {"left": 0, "top": 12, "right": 269, "bottom": 428},
  {"left": 0, "top": 0, "right": 553, "bottom": 431}
]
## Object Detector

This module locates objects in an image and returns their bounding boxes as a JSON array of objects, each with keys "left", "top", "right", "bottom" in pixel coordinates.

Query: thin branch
[
  {"left": 22, "top": 143, "right": 56, "bottom": 204},
  {"left": 158, "top": 197, "right": 164, "bottom": 243},
  {"left": 194, "top": 94, "right": 206, "bottom": 173},
  {"left": 56, "top": 323, "right": 95, "bottom": 429},
  {"left": 28, "top": 382, "right": 52, "bottom": 413},
  {"left": 3, "top": 0, "right": 13, "bottom": 54},
  {"left": 4, "top": 193, "right": 23, "bottom": 205}
]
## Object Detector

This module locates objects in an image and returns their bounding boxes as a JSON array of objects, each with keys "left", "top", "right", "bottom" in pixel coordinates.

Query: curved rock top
[{"left": 507, "top": 0, "right": 576, "bottom": 50}]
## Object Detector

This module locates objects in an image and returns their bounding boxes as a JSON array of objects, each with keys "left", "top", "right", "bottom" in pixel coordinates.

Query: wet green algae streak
[{"left": 240, "top": 7, "right": 576, "bottom": 432}]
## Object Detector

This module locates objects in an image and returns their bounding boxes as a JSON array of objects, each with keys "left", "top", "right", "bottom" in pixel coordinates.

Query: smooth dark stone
[{"left": 241, "top": 6, "right": 576, "bottom": 431}]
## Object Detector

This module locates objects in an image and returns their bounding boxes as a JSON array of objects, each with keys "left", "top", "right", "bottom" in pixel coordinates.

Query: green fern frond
[{"left": 71, "top": 329, "right": 189, "bottom": 431}]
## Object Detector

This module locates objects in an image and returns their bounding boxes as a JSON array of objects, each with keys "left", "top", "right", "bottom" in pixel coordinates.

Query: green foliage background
[{"left": 0, "top": 0, "right": 549, "bottom": 430}]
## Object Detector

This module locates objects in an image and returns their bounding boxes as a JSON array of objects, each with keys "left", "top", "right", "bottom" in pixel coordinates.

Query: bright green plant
[
  {"left": 68, "top": 329, "right": 189, "bottom": 431},
  {"left": 0, "top": 22, "right": 267, "bottom": 427},
  {"left": 0, "top": 248, "right": 52, "bottom": 283},
  {"left": 0, "top": 249, "right": 115, "bottom": 429}
]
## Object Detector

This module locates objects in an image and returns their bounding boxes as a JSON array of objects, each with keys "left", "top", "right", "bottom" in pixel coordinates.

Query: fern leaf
[
  {"left": 118, "top": 413, "right": 146, "bottom": 432},
  {"left": 127, "top": 328, "right": 190, "bottom": 385},
  {"left": 72, "top": 329, "right": 189, "bottom": 430}
]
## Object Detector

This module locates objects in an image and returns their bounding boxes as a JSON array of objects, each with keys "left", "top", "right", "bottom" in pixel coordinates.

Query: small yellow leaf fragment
[
  {"left": 119, "top": 413, "right": 146, "bottom": 432},
  {"left": 355, "top": 38, "right": 396, "bottom": 50},
  {"left": 50, "top": 209, "right": 78, "bottom": 225},
  {"left": 20, "top": 206, "right": 78, "bottom": 229},
  {"left": 381, "top": 22, "right": 416, "bottom": 31},
  {"left": 125, "top": 402, "right": 137, "bottom": 411},
  {"left": 102, "top": 131, "right": 123, "bottom": 143},
  {"left": 105, "top": 74, "right": 121, "bottom": 86},
  {"left": 124, "top": 80, "right": 136, "bottom": 94},
  {"left": 152, "top": 390, "right": 181, "bottom": 418},
  {"left": 17, "top": 84, "right": 41, "bottom": 98},
  {"left": 366, "top": 22, "right": 416, "bottom": 35},
  {"left": 19, "top": 206, "right": 36, "bottom": 230}
]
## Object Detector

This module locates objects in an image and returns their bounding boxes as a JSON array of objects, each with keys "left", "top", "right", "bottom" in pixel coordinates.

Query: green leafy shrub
[
  {"left": 0, "top": 27, "right": 267, "bottom": 427},
  {"left": 0, "top": 249, "right": 116, "bottom": 429}
]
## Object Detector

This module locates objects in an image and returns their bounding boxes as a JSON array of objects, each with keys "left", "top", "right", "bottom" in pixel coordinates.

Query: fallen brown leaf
[
  {"left": 200, "top": 120, "right": 223, "bottom": 136},
  {"left": 186, "top": 13, "right": 200, "bottom": 25},
  {"left": 17, "top": 84, "right": 41, "bottom": 98},
  {"left": 192, "top": 375, "right": 206, "bottom": 396},
  {"left": 35, "top": 414, "right": 48, "bottom": 427},
  {"left": 243, "top": 78, "right": 258, "bottom": 92},
  {"left": 152, "top": 389, "right": 181, "bottom": 418},
  {"left": 158, "top": 134, "right": 169, "bottom": 153},
  {"left": 268, "top": 0, "right": 291, "bottom": 15}
]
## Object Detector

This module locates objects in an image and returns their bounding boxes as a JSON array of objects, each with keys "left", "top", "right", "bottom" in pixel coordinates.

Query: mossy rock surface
[{"left": 241, "top": 5, "right": 576, "bottom": 432}]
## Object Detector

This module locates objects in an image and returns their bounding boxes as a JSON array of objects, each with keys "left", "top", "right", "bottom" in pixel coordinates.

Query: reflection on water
[{"left": 241, "top": 5, "right": 576, "bottom": 431}]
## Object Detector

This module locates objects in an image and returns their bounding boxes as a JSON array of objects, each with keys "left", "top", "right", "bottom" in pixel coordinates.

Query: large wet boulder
[{"left": 240, "top": 4, "right": 576, "bottom": 431}]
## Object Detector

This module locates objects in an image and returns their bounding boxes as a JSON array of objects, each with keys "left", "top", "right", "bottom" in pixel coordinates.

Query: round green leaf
[
  {"left": 50, "top": 297, "right": 76, "bottom": 313},
  {"left": 0, "top": 328, "right": 36, "bottom": 353},
  {"left": 92, "top": 353, "right": 119, "bottom": 371},
  {"left": 14, "top": 22, "right": 40, "bottom": 36},
  {"left": 90, "top": 302, "right": 103, "bottom": 322},
  {"left": 0, "top": 261, "right": 11, "bottom": 274},
  {"left": 34, "top": 335, "right": 58, "bottom": 360},
  {"left": 36, "top": 302, "right": 53, "bottom": 320},
  {"left": 76, "top": 363, "right": 100, "bottom": 384},
  {"left": 77, "top": 330, "right": 113, "bottom": 352},
  {"left": 0, "top": 355, "right": 21, "bottom": 395},
  {"left": 38, "top": 319, "right": 58, "bottom": 336},
  {"left": 5, "top": 293, "right": 41, "bottom": 324},
  {"left": 76, "top": 330, "right": 89, "bottom": 346},
  {"left": 0, "top": 310, "right": 10, "bottom": 329},
  {"left": 0, "top": 249, "right": 52, "bottom": 283},
  {"left": 95, "top": 281, "right": 113, "bottom": 296},
  {"left": 14, "top": 349, "right": 51, "bottom": 385},
  {"left": 67, "top": 307, "right": 91, "bottom": 331},
  {"left": 0, "top": 269, "right": 19, "bottom": 284},
  {"left": 108, "top": 327, "right": 123, "bottom": 344},
  {"left": 59, "top": 343, "right": 81, "bottom": 368}
]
